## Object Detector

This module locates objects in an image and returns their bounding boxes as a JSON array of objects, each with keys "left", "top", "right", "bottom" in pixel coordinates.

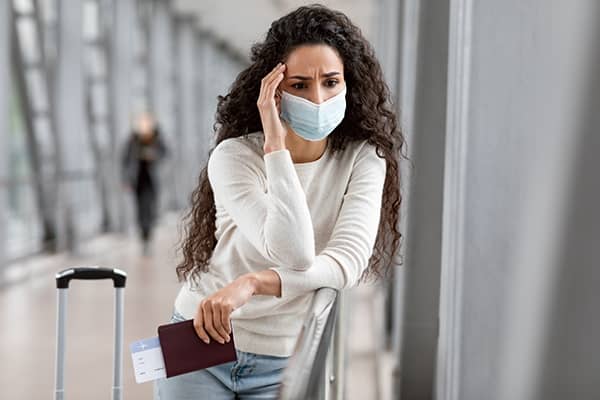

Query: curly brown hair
[{"left": 177, "top": 4, "right": 407, "bottom": 286}]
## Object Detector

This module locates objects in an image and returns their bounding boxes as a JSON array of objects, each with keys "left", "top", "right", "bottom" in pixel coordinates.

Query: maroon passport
[{"left": 157, "top": 319, "right": 237, "bottom": 378}]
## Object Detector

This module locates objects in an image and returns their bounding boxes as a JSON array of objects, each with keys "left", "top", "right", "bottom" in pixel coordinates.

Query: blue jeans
[{"left": 153, "top": 310, "right": 290, "bottom": 399}]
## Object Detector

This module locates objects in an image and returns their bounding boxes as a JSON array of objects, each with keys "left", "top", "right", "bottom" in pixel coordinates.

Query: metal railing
[{"left": 279, "top": 288, "right": 347, "bottom": 400}]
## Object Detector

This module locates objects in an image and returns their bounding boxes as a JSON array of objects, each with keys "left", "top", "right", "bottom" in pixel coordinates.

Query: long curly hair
[{"left": 177, "top": 4, "right": 407, "bottom": 286}]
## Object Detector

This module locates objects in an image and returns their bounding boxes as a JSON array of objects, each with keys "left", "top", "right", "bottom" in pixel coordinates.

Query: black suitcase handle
[{"left": 56, "top": 267, "right": 127, "bottom": 289}]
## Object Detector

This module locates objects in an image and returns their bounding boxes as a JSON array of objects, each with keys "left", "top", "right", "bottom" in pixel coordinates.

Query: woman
[
  {"left": 121, "top": 112, "right": 168, "bottom": 255},
  {"left": 155, "top": 4, "right": 405, "bottom": 399}
]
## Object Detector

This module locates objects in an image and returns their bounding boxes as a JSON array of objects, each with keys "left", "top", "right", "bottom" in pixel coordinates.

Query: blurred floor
[
  {"left": 0, "top": 213, "right": 382, "bottom": 399},
  {"left": 0, "top": 213, "right": 182, "bottom": 399}
]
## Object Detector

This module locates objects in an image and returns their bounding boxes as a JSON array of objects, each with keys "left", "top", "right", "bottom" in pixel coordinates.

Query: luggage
[{"left": 54, "top": 267, "right": 127, "bottom": 400}]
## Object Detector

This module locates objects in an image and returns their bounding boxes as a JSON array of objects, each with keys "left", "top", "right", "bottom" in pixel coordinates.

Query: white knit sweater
[{"left": 174, "top": 131, "right": 386, "bottom": 357}]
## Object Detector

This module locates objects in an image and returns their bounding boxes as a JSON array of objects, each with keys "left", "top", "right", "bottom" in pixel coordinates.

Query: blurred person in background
[
  {"left": 155, "top": 4, "right": 405, "bottom": 399},
  {"left": 121, "top": 112, "right": 168, "bottom": 255}
]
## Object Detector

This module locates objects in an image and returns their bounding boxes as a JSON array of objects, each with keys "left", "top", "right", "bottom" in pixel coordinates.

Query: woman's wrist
[
  {"left": 243, "top": 270, "right": 282, "bottom": 298},
  {"left": 263, "top": 137, "right": 286, "bottom": 154}
]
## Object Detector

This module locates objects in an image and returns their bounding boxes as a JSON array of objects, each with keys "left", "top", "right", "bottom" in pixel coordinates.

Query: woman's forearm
[{"left": 246, "top": 269, "right": 282, "bottom": 298}]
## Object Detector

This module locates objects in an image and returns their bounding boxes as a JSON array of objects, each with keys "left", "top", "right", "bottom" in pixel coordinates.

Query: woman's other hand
[
  {"left": 193, "top": 275, "right": 257, "bottom": 344},
  {"left": 257, "top": 62, "right": 287, "bottom": 154}
]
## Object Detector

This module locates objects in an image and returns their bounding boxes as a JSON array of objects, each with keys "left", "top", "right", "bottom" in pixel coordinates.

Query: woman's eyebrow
[{"left": 288, "top": 71, "right": 341, "bottom": 80}]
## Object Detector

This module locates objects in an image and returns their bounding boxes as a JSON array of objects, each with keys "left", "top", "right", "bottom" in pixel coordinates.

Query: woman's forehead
[{"left": 285, "top": 44, "right": 344, "bottom": 74}]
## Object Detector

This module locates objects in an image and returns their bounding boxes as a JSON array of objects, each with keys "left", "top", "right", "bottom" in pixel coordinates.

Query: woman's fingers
[
  {"left": 264, "top": 70, "right": 285, "bottom": 104},
  {"left": 260, "top": 70, "right": 285, "bottom": 125},
  {"left": 264, "top": 65, "right": 285, "bottom": 100},
  {"left": 258, "top": 63, "right": 288, "bottom": 148},
  {"left": 261, "top": 63, "right": 285, "bottom": 90},
  {"left": 202, "top": 303, "right": 223, "bottom": 344},
  {"left": 193, "top": 308, "right": 210, "bottom": 344},
  {"left": 258, "top": 63, "right": 285, "bottom": 108},
  {"left": 258, "top": 64, "right": 280, "bottom": 104},
  {"left": 196, "top": 299, "right": 235, "bottom": 345},
  {"left": 211, "top": 303, "right": 230, "bottom": 343},
  {"left": 220, "top": 305, "right": 232, "bottom": 336}
]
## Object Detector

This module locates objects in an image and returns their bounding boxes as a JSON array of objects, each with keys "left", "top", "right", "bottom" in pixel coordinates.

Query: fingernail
[
  {"left": 226, "top": 336, "right": 230, "bottom": 343},
  {"left": 204, "top": 338, "right": 210, "bottom": 344}
]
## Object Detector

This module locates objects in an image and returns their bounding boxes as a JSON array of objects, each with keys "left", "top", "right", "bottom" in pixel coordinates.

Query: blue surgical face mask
[{"left": 279, "top": 86, "right": 347, "bottom": 141}]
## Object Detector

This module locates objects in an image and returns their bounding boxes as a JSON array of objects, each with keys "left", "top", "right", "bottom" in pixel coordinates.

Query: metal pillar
[
  {"left": 174, "top": 16, "right": 199, "bottom": 202},
  {"left": 196, "top": 32, "right": 215, "bottom": 151},
  {"left": 149, "top": 0, "right": 177, "bottom": 211},
  {"left": 11, "top": 0, "right": 61, "bottom": 253},
  {"left": 375, "top": 0, "right": 401, "bottom": 99},
  {"left": 194, "top": 30, "right": 210, "bottom": 161},
  {"left": 82, "top": 0, "right": 111, "bottom": 233},
  {"left": 132, "top": 0, "right": 152, "bottom": 113},
  {"left": 392, "top": 0, "right": 451, "bottom": 399},
  {"left": 390, "top": 0, "right": 421, "bottom": 385},
  {"left": 0, "top": 0, "right": 10, "bottom": 271},
  {"left": 55, "top": 0, "right": 98, "bottom": 250},
  {"left": 108, "top": 0, "right": 136, "bottom": 233}
]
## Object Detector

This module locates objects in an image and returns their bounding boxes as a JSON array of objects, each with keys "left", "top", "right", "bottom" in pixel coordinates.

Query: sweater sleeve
[
  {"left": 269, "top": 143, "right": 387, "bottom": 298},
  {"left": 207, "top": 140, "right": 316, "bottom": 269}
]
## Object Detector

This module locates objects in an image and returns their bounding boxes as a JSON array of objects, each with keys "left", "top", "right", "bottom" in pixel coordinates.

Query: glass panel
[
  {"left": 39, "top": 0, "right": 58, "bottom": 60},
  {"left": 91, "top": 82, "right": 107, "bottom": 117},
  {"left": 82, "top": 1, "right": 99, "bottom": 40},
  {"left": 5, "top": 183, "right": 43, "bottom": 258},
  {"left": 133, "top": 23, "right": 147, "bottom": 56},
  {"left": 16, "top": 17, "right": 40, "bottom": 64},
  {"left": 72, "top": 179, "right": 101, "bottom": 239},
  {"left": 39, "top": 0, "right": 57, "bottom": 23},
  {"left": 34, "top": 117, "right": 52, "bottom": 149},
  {"left": 9, "top": 80, "right": 31, "bottom": 182},
  {"left": 132, "top": 64, "right": 147, "bottom": 95},
  {"left": 132, "top": 94, "right": 149, "bottom": 118},
  {"left": 94, "top": 121, "right": 109, "bottom": 151},
  {"left": 25, "top": 69, "right": 49, "bottom": 111},
  {"left": 85, "top": 46, "right": 105, "bottom": 78},
  {"left": 13, "top": 0, "right": 34, "bottom": 14},
  {"left": 6, "top": 74, "right": 42, "bottom": 259}
]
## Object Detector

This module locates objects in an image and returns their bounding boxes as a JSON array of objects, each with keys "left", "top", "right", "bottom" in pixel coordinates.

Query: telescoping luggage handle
[
  {"left": 54, "top": 267, "right": 127, "bottom": 400},
  {"left": 56, "top": 267, "right": 127, "bottom": 289}
]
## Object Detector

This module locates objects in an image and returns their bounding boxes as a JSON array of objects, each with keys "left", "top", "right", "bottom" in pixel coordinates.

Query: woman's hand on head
[
  {"left": 257, "top": 62, "right": 288, "bottom": 153},
  {"left": 193, "top": 275, "right": 257, "bottom": 344}
]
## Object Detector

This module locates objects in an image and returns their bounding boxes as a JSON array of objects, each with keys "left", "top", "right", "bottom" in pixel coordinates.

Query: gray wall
[
  {"left": 382, "top": 0, "right": 600, "bottom": 399},
  {"left": 437, "top": 0, "right": 600, "bottom": 399}
]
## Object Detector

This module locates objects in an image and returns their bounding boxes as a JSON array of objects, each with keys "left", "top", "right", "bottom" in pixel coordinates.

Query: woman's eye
[
  {"left": 292, "top": 83, "right": 306, "bottom": 90},
  {"left": 325, "top": 79, "right": 339, "bottom": 87}
]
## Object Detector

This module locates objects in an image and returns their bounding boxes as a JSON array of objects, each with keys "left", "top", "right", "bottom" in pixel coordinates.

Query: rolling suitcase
[{"left": 54, "top": 267, "right": 127, "bottom": 400}]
